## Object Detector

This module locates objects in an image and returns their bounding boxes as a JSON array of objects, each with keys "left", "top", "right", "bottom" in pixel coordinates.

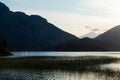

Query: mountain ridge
[
  {"left": 80, "top": 32, "right": 100, "bottom": 39},
  {"left": 1, "top": 2, "right": 120, "bottom": 51},
  {"left": 0, "top": 2, "right": 79, "bottom": 51},
  {"left": 95, "top": 25, "right": 120, "bottom": 50}
]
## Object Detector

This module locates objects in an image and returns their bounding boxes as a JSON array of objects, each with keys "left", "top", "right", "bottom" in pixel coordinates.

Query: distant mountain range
[
  {"left": 96, "top": 25, "right": 120, "bottom": 44},
  {"left": 95, "top": 25, "right": 120, "bottom": 51},
  {"left": 0, "top": 2, "right": 120, "bottom": 51},
  {"left": 59, "top": 25, "right": 120, "bottom": 51},
  {"left": 80, "top": 32, "right": 100, "bottom": 39}
]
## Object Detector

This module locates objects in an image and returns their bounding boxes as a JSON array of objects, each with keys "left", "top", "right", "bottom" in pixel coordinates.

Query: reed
[{"left": 0, "top": 56, "right": 119, "bottom": 71}]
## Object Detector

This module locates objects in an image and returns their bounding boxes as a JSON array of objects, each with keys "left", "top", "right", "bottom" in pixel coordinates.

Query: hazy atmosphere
[
  {"left": 1, "top": 0, "right": 120, "bottom": 36},
  {"left": 1, "top": 1, "right": 120, "bottom": 80}
]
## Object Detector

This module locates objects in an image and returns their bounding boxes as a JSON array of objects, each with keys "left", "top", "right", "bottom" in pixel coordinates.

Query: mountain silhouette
[
  {"left": 80, "top": 32, "right": 100, "bottom": 39},
  {"left": 56, "top": 37, "right": 111, "bottom": 51},
  {"left": 95, "top": 25, "right": 120, "bottom": 50},
  {"left": 0, "top": 2, "right": 9, "bottom": 13},
  {"left": 0, "top": 2, "right": 79, "bottom": 51},
  {"left": 1, "top": 2, "right": 120, "bottom": 51}
]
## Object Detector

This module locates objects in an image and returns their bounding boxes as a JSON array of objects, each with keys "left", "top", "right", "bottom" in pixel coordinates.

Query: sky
[{"left": 0, "top": 0, "right": 120, "bottom": 37}]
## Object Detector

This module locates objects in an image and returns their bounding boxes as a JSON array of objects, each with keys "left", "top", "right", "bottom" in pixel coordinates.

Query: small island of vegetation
[{"left": 0, "top": 40, "right": 12, "bottom": 56}]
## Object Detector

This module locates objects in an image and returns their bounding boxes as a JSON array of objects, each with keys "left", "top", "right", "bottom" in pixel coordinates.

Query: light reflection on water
[
  {"left": 1, "top": 52, "right": 120, "bottom": 80},
  {"left": 101, "top": 62, "right": 120, "bottom": 71},
  {"left": 9, "top": 52, "right": 120, "bottom": 58},
  {"left": 0, "top": 69, "right": 117, "bottom": 80}
]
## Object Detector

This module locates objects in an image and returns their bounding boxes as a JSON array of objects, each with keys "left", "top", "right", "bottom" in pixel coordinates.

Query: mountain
[
  {"left": 0, "top": 2, "right": 79, "bottom": 51},
  {"left": 56, "top": 37, "right": 110, "bottom": 51},
  {"left": 95, "top": 25, "right": 120, "bottom": 51},
  {"left": 80, "top": 32, "right": 100, "bottom": 39},
  {"left": 1, "top": 2, "right": 119, "bottom": 51}
]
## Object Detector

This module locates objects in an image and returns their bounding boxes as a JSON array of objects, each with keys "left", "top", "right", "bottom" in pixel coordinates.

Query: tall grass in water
[
  {"left": 0, "top": 56, "right": 119, "bottom": 71},
  {"left": 0, "top": 56, "right": 120, "bottom": 80}
]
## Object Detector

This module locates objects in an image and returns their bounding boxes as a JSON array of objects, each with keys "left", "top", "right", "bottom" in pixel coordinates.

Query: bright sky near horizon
[{"left": 1, "top": 0, "right": 120, "bottom": 37}]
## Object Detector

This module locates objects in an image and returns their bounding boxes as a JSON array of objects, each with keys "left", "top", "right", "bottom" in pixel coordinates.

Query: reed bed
[{"left": 0, "top": 56, "right": 119, "bottom": 71}]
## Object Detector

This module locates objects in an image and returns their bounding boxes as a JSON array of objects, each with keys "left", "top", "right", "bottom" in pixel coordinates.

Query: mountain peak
[
  {"left": 0, "top": 2, "right": 10, "bottom": 13},
  {"left": 0, "top": 2, "right": 78, "bottom": 51},
  {"left": 80, "top": 32, "right": 100, "bottom": 39},
  {"left": 95, "top": 25, "right": 120, "bottom": 50},
  {"left": 112, "top": 25, "right": 120, "bottom": 30}
]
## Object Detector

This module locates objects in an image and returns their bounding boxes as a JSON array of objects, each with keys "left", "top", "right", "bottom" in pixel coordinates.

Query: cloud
[
  {"left": 77, "top": 0, "right": 120, "bottom": 19},
  {"left": 85, "top": 26, "right": 108, "bottom": 32}
]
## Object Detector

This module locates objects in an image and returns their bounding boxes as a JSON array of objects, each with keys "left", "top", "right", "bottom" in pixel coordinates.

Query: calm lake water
[
  {"left": 0, "top": 69, "right": 117, "bottom": 80},
  {"left": 0, "top": 69, "right": 112, "bottom": 80},
  {"left": 1, "top": 52, "right": 120, "bottom": 80},
  {"left": 7, "top": 52, "right": 120, "bottom": 57}
]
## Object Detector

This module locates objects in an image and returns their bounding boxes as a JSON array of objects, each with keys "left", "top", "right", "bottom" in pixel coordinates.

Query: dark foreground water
[
  {"left": 0, "top": 69, "right": 118, "bottom": 80},
  {"left": 1, "top": 52, "right": 120, "bottom": 80}
]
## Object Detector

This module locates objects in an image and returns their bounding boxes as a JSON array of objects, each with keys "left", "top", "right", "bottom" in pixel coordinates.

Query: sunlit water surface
[
  {"left": 1, "top": 52, "right": 120, "bottom": 80},
  {"left": 7, "top": 52, "right": 120, "bottom": 57},
  {"left": 0, "top": 69, "right": 119, "bottom": 80}
]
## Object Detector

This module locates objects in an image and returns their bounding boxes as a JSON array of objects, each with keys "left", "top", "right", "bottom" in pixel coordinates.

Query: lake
[
  {"left": 1, "top": 52, "right": 120, "bottom": 80},
  {"left": 0, "top": 69, "right": 118, "bottom": 80},
  {"left": 5, "top": 52, "right": 120, "bottom": 57}
]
